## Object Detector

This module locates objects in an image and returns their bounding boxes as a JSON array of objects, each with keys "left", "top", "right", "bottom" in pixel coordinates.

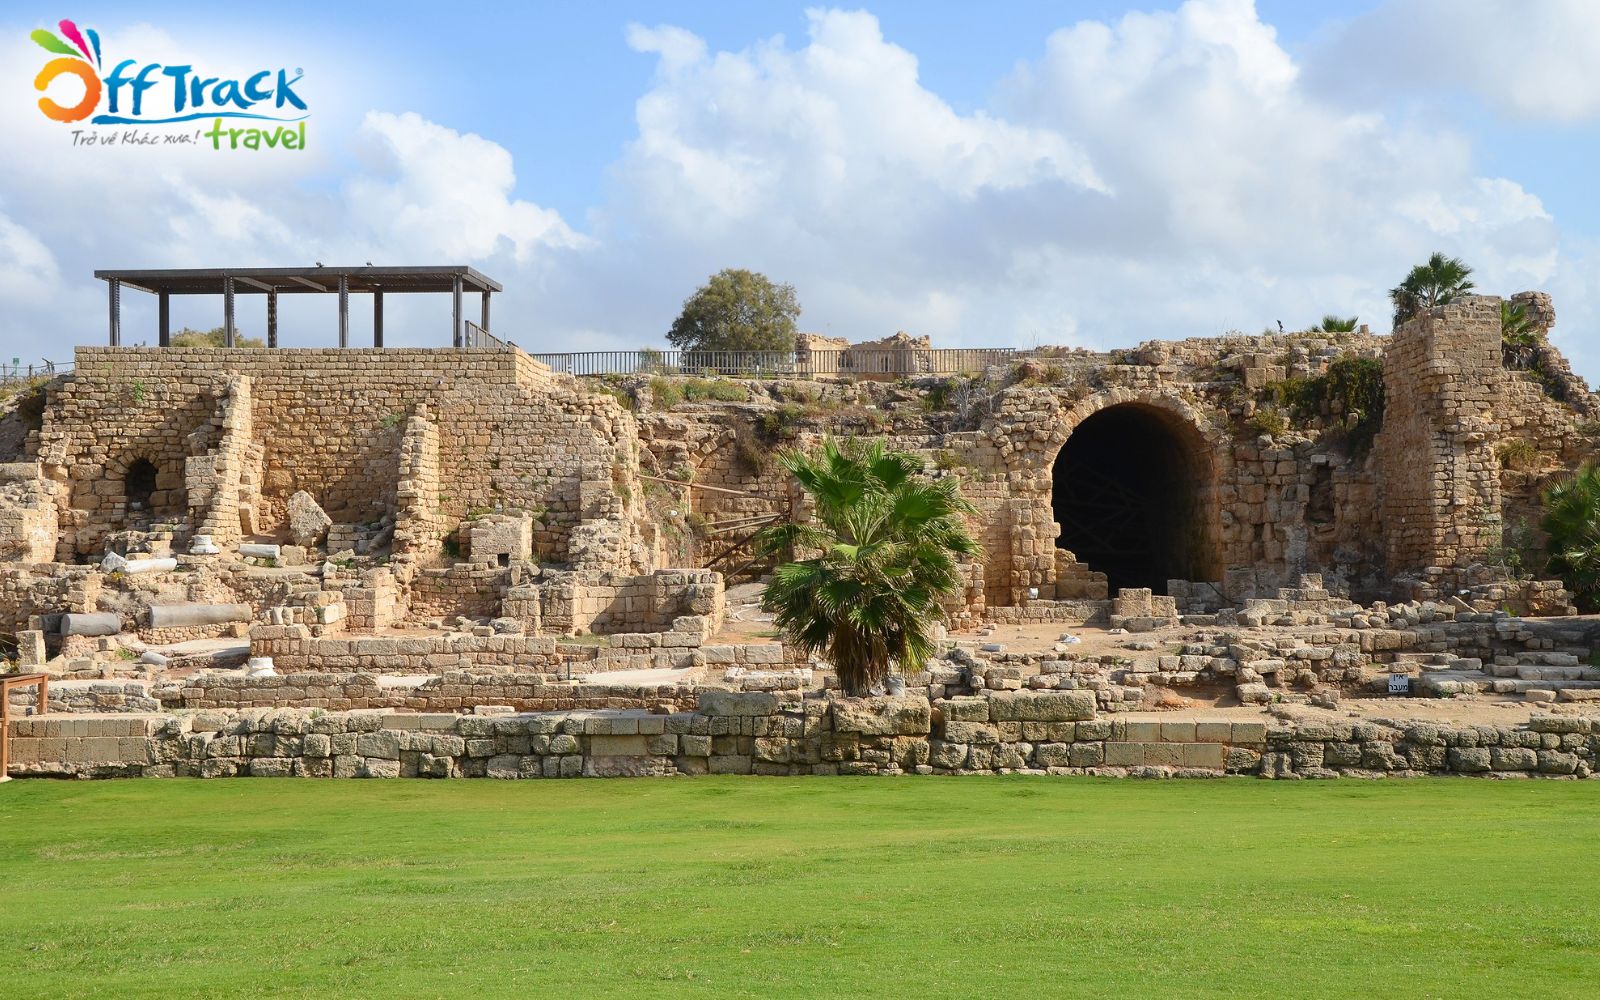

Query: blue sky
[{"left": 2, "top": 0, "right": 1598, "bottom": 379}]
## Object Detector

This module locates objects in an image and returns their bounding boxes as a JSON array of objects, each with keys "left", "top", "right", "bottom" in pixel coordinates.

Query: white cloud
[
  {"left": 1306, "top": 0, "right": 1600, "bottom": 123},
  {"left": 0, "top": 1, "right": 1596, "bottom": 382},
  {"left": 595, "top": 1, "right": 1565, "bottom": 354},
  {"left": 0, "top": 212, "right": 62, "bottom": 306},
  {"left": 347, "top": 112, "right": 586, "bottom": 264}
]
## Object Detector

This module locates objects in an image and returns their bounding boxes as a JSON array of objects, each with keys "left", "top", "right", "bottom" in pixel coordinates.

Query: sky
[{"left": 2, "top": 0, "right": 1599, "bottom": 381}]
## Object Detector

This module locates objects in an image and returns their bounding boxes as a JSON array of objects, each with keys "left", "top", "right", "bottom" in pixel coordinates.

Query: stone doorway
[
  {"left": 124, "top": 457, "right": 158, "bottom": 514},
  {"left": 1051, "top": 402, "right": 1218, "bottom": 595}
]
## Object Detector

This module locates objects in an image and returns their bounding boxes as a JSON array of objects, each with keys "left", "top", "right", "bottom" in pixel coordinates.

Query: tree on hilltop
[{"left": 667, "top": 269, "right": 801, "bottom": 355}]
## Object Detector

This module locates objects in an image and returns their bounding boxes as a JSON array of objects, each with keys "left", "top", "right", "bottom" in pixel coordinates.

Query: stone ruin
[{"left": 5, "top": 290, "right": 1600, "bottom": 781}]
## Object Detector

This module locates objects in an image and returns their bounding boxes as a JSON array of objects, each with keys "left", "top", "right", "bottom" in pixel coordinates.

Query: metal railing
[
  {"left": 463, "top": 321, "right": 509, "bottom": 350},
  {"left": 0, "top": 360, "right": 71, "bottom": 385},
  {"left": 527, "top": 347, "right": 1018, "bottom": 378}
]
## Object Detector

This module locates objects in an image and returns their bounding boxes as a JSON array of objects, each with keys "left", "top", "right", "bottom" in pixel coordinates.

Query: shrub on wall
[{"left": 1541, "top": 464, "right": 1600, "bottom": 612}]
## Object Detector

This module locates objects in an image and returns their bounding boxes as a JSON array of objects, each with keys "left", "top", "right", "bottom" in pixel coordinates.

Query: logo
[
  {"left": 31, "top": 19, "right": 100, "bottom": 122},
  {"left": 32, "top": 17, "right": 309, "bottom": 140}
]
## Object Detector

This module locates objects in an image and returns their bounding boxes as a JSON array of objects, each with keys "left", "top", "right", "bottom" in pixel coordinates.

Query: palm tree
[
  {"left": 1542, "top": 464, "right": 1600, "bottom": 612},
  {"left": 1313, "top": 315, "right": 1359, "bottom": 333},
  {"left": 1501, "top": 300, "right": 1541, "bottom": 369},
  {"left": 756, "top": 438, "right": 979, "bottom": 695},
  {"left": 1390, "top": 252, "right": 1475, "bottom": 325}
]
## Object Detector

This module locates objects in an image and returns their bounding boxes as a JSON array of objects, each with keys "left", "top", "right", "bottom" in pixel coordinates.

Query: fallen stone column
[
  {"left": 61, "top": 612, "right": 122, "bottom": 636},
  {"left": 101, "top": 553, "right": 179, "bottom": 575},
  {"left": 147, "top": 603, "right": 254, "bottom": 628}
]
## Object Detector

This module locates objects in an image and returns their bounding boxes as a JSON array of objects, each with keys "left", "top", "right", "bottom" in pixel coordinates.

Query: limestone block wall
[
  {"left": 152, "top": 671, "right": 699, "bottom": 714},
  {"left": 184, "top": 374, "right": 254, "bottom": 550},
  {"left": 392, "top": 408, "right": 442, "bottom": 562},
  {"left": 245, "top": 622, "right": 736, "bottom": 674},
  {"left": 0, "top": 468, "right": 59, "bottom": 563},
  {"left": 248, "top": 624, "right": 562, "bottom": 673},
  {"left": 9, "top": 693, "right": 1596, "bottom": 780},
  {"left": 0, "top": 564, "right": 99, "bottom": 631},
  {"left": 1376, "top": 297, "right": 1504, "bottom": 580},
  {"left": 407, "top": 564, "right": 514, "bottom": 620},
  {"left": 536, "top": 569, "right": 725, "bottom": 636},
  {"left": 42, "top": 347, "right": 650, "bottom": 571}
]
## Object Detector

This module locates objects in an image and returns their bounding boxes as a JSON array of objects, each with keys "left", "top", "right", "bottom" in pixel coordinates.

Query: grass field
[{"left": 3, "top": 777, "right": 1598, "bottom": 998}]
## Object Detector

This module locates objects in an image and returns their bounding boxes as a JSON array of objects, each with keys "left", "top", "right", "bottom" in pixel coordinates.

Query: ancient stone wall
[
  {"left": 153, "top": 671, "right": 698, "bottom": 714},
  {"left": 40, "top": 347, "right": 649, "bottom": 570},
  {"left": 536, "top": 569, "right": 725, "bottom": 636},
  {"left": 0, "top": 564, "right": 98, "bottom": 631},
  {"left": 1376, "top": 297, "right": 1504, "bottom": 584},
  {"left": 629, "top": 300, "right": 1593, "bottom": 611},
  {"left": 9, "top": 692, "right": 1596, "bottom": 780}
]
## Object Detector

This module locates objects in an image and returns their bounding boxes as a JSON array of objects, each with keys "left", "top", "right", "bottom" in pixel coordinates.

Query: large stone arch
[
  {"left": 990, "top": 388, "right": 1228, "bottom": 605},
  {"left": 1051, "top": 400, "right": 1223, "bottom": 594}
]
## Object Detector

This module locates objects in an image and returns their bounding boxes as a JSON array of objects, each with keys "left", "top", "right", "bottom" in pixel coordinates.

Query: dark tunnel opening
[{"left": 1051, "top": 404, "right": 1212, "bottom": 595}]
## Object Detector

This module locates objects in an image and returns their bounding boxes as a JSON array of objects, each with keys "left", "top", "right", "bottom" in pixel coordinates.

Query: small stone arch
[{"left": 103, "top": 453, "right": 175, "bottom": 526}]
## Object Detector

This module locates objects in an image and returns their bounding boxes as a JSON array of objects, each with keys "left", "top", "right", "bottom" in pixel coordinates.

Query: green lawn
[{"left": 2, "top": 778, "right": 1598, "bottom": 998}]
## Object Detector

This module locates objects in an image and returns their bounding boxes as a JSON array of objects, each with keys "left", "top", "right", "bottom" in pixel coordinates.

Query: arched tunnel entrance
[{"left": 1051, "top": 403, "right": 1219, "bottom": 595}]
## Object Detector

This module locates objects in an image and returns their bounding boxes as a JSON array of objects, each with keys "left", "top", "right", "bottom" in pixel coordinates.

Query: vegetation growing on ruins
[
  {"left": 731, "top": 421, "right": 769, "bottom": 472},
  {"left": 4, "top": 779, "right": 1599, "bottom": 998},
  {"left": 649, "top": 376, "right": 750, "bottom": 408},
  {"left": 757, "top": 439, "right": 977, "bottom": 695},
  {"left": 169, "top": 325, "right": 267, "bottom": 348},
  {"left": 666, "top": 268, "right": 801, "bottom": 354},
  {"left": 1247, "top": 405, "right": 1289, "bottom": 438},
  {"left": 755, "top": 403, "right": 807, "bottom": 443},
  {"left": 1501, "top": 300, "right": 1541, "bottom": 369},
  {"left": 1389, "top": 252, "right": 1474, "bottom": 325},
  {"left": 1311, "top": 314, "right": 1359, "bottom": 332},
  {"left": 1265, "top": 356, "right": 1386, "bottom": 451},
  {"left": 1495, "top": 438, "right": 1540, "bottom": 472},
  {"left": 1541, "top": 463, "right": 1600, "bottom": 611}
]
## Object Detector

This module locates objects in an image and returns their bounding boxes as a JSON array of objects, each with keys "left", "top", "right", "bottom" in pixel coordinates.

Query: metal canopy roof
[
  {"left": 93, "top": 265, "right": 502, "bottom": 296},
  {"left": 95, "top": 264, "right": 503, "bottom": 349}
]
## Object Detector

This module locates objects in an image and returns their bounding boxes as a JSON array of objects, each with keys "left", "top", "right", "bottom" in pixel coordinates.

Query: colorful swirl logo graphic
[{"left": 32, "top": 18, "right": 102, "bottom": 122}]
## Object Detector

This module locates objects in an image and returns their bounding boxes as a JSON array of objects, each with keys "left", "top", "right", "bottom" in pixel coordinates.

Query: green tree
[
  {"left": 1542, "top": 464, "right": 1600, "bottom": 611},
  {"left": 667, "top": 268, "right": 800, "bottom": 355},
  {"left": 756, "top": 439, "right": 978, "bottom": 696},
  {"left": 1390, "top": 252, "right": 1475, "bottom": 326},
  {"left": 1500, "top": 300, "right": 1541, "bottom": 369},
  {"left": 169, "top": 326, "right": 266, "bottom": 348},
  {"left": 1312, "top": 315, "right": 1359, "bottom": 333}
]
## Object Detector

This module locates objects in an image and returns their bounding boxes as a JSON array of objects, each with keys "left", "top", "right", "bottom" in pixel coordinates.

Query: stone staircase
[{"left": 1410, "top": 651, "right": 1600, "bottom": 701}]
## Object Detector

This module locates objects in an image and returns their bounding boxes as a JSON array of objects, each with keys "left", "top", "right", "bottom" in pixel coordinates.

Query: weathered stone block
[
  {"left": 831, "top": 696, "right": 931, "bottom": 736},
  {"left": 697, "top": 691, "right": 778, "bottom": 717},
  {"left": 1104, "top": 742, "right": 1144, "bottom": 766},
  {"left": 986, "top": 690, "right": 1095, "bottom": 722}
]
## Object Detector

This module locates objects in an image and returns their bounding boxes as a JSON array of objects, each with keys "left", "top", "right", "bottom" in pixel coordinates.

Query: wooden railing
[{"left": 0, "top": 672, "right": 49, "bottom": 782}]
